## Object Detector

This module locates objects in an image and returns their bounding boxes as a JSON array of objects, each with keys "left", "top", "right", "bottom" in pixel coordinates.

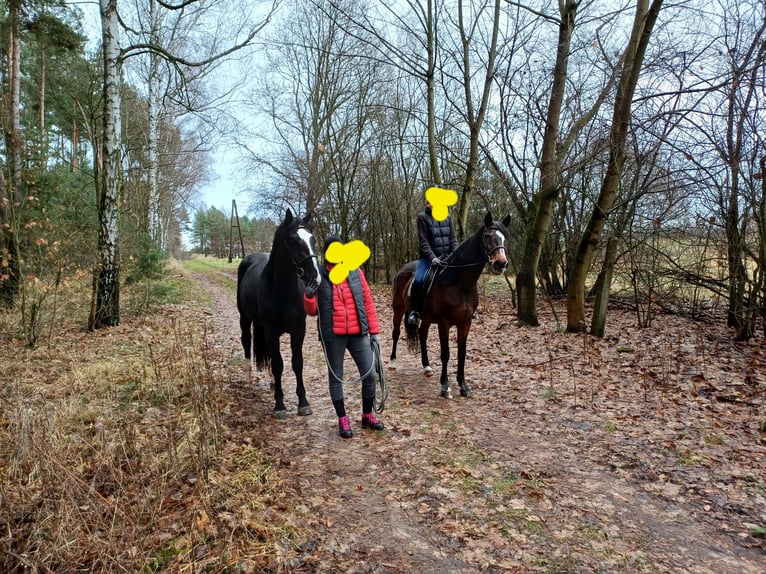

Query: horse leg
[
  {"left": 240, "top": 315, "right": 252, "bottom": 382},
  {"left": 266, "top": 338, "right": 288, "bottom": 419},
  {"left": 437, "top": 323, "right": 451, "bottom": 399},
  {"left": 389, "top": 311, "right": 401, "bottom": 369},
  {"left": 419, "top": 320, "right": 433, "bottom": 377},
  {"left": 390, "top": 280, "right": 407, "bottom": 369},
  {"left": 290, "top": 331, "right": 312, "bottom": 416},
  {"left": 456, "top": 321, "right": 472, "bottom": 398}
]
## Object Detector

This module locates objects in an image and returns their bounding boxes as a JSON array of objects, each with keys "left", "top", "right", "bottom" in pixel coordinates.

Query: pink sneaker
[
  {"left": 361, "top": 412, "right": 384, "bottom": 431},
  {"left": 338, "top": 416, "right": 353, "bottom": 438}
]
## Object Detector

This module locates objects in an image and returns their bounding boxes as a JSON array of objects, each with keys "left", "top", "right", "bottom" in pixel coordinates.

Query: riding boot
[{"left": 407, "top": 281, "right": 421, "bottom": 326}]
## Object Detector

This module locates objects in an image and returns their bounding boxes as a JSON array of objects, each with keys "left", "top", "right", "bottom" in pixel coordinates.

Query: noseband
[
  {"left": 284, "top": 225, "right": 319, "bottom": 278},
  {"left": 483, "top": 228, "right": 508, "bottom": 272}
]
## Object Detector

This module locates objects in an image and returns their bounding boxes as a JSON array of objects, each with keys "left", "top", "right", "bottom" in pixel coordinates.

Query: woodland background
[
  {"left": 1, "top": 0, "right": 766, "bottom": 571},
  {"left": 0, "top": 0, "right": 765, "bottom": 340}
]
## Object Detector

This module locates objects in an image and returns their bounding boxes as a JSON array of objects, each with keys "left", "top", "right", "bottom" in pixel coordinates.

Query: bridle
[
  {"left": 483, "top": 228, "right": 506, "bottom": 258},
  {"left": 284, "top": 225, "right": 319, "bottom": 279},
  {"left": 440, "top": 226, "right": 508, "bottom": 270}
]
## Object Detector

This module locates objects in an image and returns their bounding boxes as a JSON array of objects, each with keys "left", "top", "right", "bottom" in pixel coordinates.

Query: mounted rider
[{"left": 407, "top": 193, "right": 458, "bottom": 326}]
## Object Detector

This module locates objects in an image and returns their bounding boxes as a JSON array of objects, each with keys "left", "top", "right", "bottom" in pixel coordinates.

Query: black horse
[
  {"left": 390, "top": 212, "right": 511, "bottom": 399},
  {"left": 237, "top": 209, "right": 321, "bottom": 418}
]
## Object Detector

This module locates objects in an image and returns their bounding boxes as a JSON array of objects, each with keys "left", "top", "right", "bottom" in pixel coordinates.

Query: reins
[{"left": 435, "top": 227, "right": 506, "bottom": 270}]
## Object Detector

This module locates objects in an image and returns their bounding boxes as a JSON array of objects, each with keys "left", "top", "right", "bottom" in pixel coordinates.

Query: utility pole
[{"left": 229, "top": 199, "right": 245, "bottom": 262}]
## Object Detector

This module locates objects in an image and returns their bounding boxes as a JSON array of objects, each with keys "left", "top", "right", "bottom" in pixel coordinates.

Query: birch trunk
[{"left": 90, "top": 0, "right": 122, "bottom": 329}]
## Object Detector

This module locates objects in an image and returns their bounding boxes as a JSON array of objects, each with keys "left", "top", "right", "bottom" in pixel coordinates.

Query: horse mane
[
  {"left": 437, "top": 223, "right": 487, "bottom": 285},
  {"left": 262, "top": 210, "right": 304, "bottom": 281},
  {"left": 448, "top": 223, "right": 486, "bottom": 266}
]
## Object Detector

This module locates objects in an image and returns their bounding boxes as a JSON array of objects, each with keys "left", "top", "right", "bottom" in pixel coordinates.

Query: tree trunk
[
  {"left": 566, "top": 0, "right": 663, "bottom": 333},
  {"left": 590, "top": 235, "right": 619, "bottom": 337},
  {"left": 148, "top": 47, "right": 162, "bottom": 248},
  {"left": 90, "top": 0, "right": 123, "bottom": 330},
  {"left": 455, "top": 0, "right": 501, "bottom": 241},
  {"left": 425, "top": 0, "right": 440, "bottom": 187},
  {"left": 515, "top": 0, "right": 578, "bottom": 327},
  {"left": 0, "top": 0, "right": 23, "bottom": 307}
]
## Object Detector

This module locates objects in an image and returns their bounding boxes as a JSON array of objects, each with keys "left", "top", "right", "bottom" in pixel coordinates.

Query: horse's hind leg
[
  {"left": 420, "top": 321, "right": 434, "bottom": 377},
  {"left": 389, "top": 312, "right": 402, "bottom": 369},
  {"left": 290, "top": 332, "right": 312, "bottom": 416},
  {"left": 240, "top": 316, "right": 252, "bottom": 382},
  {"left": 389, "top": 281, "right": 406, "bottom": 369},
  {"left": 436, "top": 323, "right": 451, "bottom": 398}
]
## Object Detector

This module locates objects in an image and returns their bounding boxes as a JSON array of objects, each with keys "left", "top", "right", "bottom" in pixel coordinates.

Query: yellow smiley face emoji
[
  {"left": 325, "top": 239, "right": 371, "bottom": 284},
  {"left": 425, "top": 187, "right": 458, "bottom": 221}
]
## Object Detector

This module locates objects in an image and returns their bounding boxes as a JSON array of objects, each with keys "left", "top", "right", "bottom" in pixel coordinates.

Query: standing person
[
  {"left": 407, "top": 193, "right": 459, "bottom": 326},
  {"left": 303, "top": 235, "right": 385, "bottom": 438}
]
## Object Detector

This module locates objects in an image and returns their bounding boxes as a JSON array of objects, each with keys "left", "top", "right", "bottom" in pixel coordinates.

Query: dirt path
[{"left": 193, "top": 268, "right": 765, "bottom": 573}]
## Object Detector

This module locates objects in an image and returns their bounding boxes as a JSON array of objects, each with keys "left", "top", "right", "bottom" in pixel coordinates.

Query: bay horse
[
  {"left": 237, "top": 208, "right": 321, "bottom": 418},
  {"left": 390, "top": 212, "right": 511, "bottom": 399}
]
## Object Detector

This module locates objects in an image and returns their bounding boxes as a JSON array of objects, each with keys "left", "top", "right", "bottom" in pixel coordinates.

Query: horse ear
[
  {"left": 284, "top": 208, "right": 294, "bottom": 223},
  {"left": 301, "top": 211, "right": 312, "bottom": 226},
  {"left": 502, "top": 214, "right": 511, "bottom": 227},
  {"left": 484, "top": 212, "right": 493, "bottom": 226}
]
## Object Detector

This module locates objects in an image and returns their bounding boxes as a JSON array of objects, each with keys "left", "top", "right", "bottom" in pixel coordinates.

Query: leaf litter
[{"left": 1, "top": 267, "right": 764, "bottom": 573}]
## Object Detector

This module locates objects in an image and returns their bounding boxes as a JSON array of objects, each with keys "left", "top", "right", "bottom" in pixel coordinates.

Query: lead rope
[
  {"left": 315, "top": 298, "right": 387, "bottom": 412},
  {"left": 371, "top": 336, "right": 387, "bottom": 413}
]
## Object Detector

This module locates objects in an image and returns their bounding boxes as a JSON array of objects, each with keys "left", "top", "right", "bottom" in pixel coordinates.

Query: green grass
[{"left": 182, "top": 256, "right": 240, "bottom": 274}]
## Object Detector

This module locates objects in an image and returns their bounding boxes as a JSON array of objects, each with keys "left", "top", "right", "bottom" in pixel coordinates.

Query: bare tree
[
  {"left": 449, "top": 0, "right": 502, "bottom": 239},
  {"left": 566, "top": 0, "right": 664, "bottom": 333},
  {"left": 89, "top": 0, "right": 279, "bottom": 329}
]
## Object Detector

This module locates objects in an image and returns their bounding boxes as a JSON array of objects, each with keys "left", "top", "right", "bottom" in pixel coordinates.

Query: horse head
[
  {"left": 280, "top": 208, "right": 322, "bottom": 290},
  {"left": 483, "top": 212, "right": 511, "bottom": 275}
]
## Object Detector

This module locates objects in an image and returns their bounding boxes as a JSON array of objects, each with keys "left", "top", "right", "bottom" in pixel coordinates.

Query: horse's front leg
[
  {"left": 266, "top": 336, "right": 287, "bottom": 418},
  {"left": 419, "top": 320, "right": 433, "bottom": 377},
  {"left": 456, "top": 321, "right": 472, "bottom": 398},
  {"left": 437, "top": 323, "right": 451, "bottom": 399},
  {"left": 290, "top": 330, "right": 312, "bottom": 416}
]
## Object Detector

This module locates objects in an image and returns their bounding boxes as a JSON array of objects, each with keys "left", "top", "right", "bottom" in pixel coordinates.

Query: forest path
[{"left": 190, "top": 266, "right": 765, "bottom": 573}]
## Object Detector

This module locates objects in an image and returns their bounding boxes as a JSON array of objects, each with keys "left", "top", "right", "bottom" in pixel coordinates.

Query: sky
[
  {"left": 73, "top": 0, "right": 246, "bottom": 217},
  {"left": 199, "top": 146, "right": 243, "bottom": 213}
]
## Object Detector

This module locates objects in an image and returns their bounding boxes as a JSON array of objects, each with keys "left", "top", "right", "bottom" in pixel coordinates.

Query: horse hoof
[
  {"left": 272, "top": 409, "right": 288, "bottom": 420},
  {"left": 388, "top": 360, "right": 398, "bottom": 371},
  {"left": 440, "top": 387, "right": 452, "bottom": 399},
  {"left": 298, "top": 405, "right": 313, "bottom": 416},
  {"left": 460, "top": 387, "right": 473, "bottom": 398},
  {"left": 424, "top": 366, "right": 434, "bottom": 377}
]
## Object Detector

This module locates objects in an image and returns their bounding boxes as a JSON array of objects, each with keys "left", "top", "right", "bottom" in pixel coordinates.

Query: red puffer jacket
[{"left": 304, "top": 267, "right": 380, "bottom": 337}]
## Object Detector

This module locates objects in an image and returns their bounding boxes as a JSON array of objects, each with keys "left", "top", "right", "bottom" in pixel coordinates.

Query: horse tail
[
  {"left": 405, "top": 322, "right": 420, "bottom": 352},
  {"left": 252, "top": 323, "right": 271, "bottom": 369}
]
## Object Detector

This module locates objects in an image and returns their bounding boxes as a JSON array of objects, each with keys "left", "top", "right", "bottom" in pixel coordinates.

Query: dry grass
[{"left": 0, "top": 269, "right": 294, "bottom": 573}]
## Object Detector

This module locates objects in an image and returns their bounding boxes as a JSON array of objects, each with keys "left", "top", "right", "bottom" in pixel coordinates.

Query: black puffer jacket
[{"left": 417, "top": 207, "right": 458, "bottom": 260}]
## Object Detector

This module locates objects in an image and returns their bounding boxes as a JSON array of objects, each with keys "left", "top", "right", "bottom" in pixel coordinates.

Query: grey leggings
[{"left": 323, "top": 334, "right": 376, "bottom": 401}]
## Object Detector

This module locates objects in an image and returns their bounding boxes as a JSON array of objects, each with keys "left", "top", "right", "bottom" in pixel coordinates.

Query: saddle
[{"left": 407, "top": 263, "right": 442, "bottom": 302}]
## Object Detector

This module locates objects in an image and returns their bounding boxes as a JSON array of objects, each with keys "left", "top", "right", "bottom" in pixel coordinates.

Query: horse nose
[{"left": 492, "top": 260, "right": 507, "bottom": 274}]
